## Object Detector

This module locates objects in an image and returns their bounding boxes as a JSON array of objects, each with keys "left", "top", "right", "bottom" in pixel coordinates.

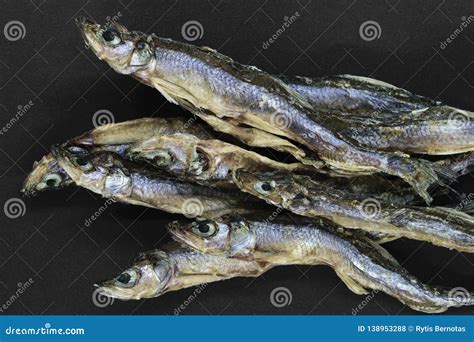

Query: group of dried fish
[{"left": 21, "top": 17, "right": 474, "bottom": 313}]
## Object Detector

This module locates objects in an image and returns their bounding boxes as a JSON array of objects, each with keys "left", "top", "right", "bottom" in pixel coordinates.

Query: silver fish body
[
  {"left": 76, "top": 18, "right": 455, "bottom": 203},
  {"left": 51, "top": 146, "right": 263, "bottom": 219},
  {"left": 233, "top": 169, "right": 474, "bottom": 253},
  {"left": 168, "top": 216, "right": 474, "bottom": 313},
  {"left": 21, "top": 117, "right": 214, "bottom": 195},
  {"left": 95, "top": 242, "right": 270, "bottom": 300}
]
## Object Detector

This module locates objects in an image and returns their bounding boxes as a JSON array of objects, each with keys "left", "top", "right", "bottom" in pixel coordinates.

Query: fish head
[
  {"left": 76, "top": 17, "right": 154, "bottom": 75},
  {"left": 51, "top": 145, "right": 129, "bottom": 195},
  {"left": 167, "top": 217, "right": 255, "bottom": 257},
  {"left": 21, "top": 154, "right": 73, "bottom": 196},
  {"left": 127, "top": 134, "right": 206, "bottom": 176},
  {"left": 233, "top": 169, "right": 303, "bottom": 206},
  {"left": 95, "top": 250, "right": 174, "bottom": 300}
]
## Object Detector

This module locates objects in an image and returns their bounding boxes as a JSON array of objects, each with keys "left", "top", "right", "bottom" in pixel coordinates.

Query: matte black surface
[{"left": 0, "top": 0, "right": 473, "bottom": 315}]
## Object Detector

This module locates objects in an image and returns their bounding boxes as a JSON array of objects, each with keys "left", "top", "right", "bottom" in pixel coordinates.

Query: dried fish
[
  {"left": 51, "top": 146, "right": 263, "bottom": 219},
  {"left": 76, "top": 17, "right": 457, "bottom": 203},
  {"left": 168, "top": 215, "right": 474, "bottom": 313},
  {"left": 95, "top": 242, "right": 270, "bottom": 300},
  {"left": 233, "top": 169, "right": 474, "bottom": 253},
  {"left": 21, "top": 117, "right": 213, "bottom": 195}
]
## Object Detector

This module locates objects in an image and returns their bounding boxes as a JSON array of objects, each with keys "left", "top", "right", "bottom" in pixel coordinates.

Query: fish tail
[
  {"left": 343, "top": 234, "right": 474, "bottom": 312},
  {"left": 406, "top": 287, "right": 474, "bottom": 313},
  {"left": 385, "top": 157, "right": 442, "bottom": 204}
]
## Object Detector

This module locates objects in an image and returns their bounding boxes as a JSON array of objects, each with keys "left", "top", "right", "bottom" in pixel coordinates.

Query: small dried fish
[
  {"left": 233, "top": 169, "right": 474, "bottom": 253},
  {"left": 127, "top": 133, "right": 310, "bottom": 187},
  {"left": 168, "top": 215, "right": 474, "bottom": 313},
  {"left": 95, "top": 242, "right": 270, "bottom": 300},
  {"left": 21, "top": 117, "right": 213, "bottom": 195},
  {"left": 51, "top": 146, "right": 263, "bottom": 219},
  {"left": 76, "top": 17, "right": 457, "bottom": 203}
]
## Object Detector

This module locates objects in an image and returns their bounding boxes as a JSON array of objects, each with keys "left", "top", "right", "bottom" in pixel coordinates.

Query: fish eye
[
  {"left": 153, "top": 151, "right": 173, "bottom": 166},
  {"left": 191, "top": 221, "right": 217, "bottom": 237},
  {"left": 255, "top": 181, "right": 275, "bottom": 195},
  {"left": 44, "top": 174, "right": 62, "bottom": 187},
  {"left": 130, "top": 41, "right": 153, "bottom": 66},
  {"left": 114, "top": 269, "right": 139, "bottom": 288},
  {"left": 101, "top": 28, "right": 121, "bottom": 45},
  {"left": 135, "top": 40, "right": 146, "bottom": 50},
  {"left": 73, "top": 156, "right": 94, "bottom": 171}
]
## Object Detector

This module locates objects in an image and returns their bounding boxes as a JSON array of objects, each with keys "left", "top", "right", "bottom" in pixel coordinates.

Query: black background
[{"left": 0, "top": 0, "right": 473, "bottom": 315}]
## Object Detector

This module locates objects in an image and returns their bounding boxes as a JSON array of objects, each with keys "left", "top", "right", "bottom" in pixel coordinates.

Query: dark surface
[{"left": 0, "top": 0, "right": 473, "bottom": 315}]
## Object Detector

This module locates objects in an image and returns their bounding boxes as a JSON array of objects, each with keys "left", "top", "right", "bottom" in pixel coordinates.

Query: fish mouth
[
  {"left": 93, "top": 283, "right": 136, "bottom": 301},
  {"left": 21, "top": 156, "right": 53, "bottom": 196},
  {"left": 167, "top": 221, "right": 192, "bottom": 244},
  {"left": 75, "top": 16, "right": 105, "bottom": 59}
]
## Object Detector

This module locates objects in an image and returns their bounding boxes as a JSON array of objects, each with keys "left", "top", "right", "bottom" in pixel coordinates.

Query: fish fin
[
  {"left": 335, "top": 270, "right": 369, "bottom": 295},
  {"left": 271, "top": 76, "right": 315, "bottom": 111},
  {"left": 386, "top": 157, "right": 450, "bottom": 204}
]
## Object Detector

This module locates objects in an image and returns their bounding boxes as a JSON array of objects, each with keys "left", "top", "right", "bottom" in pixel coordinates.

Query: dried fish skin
[
  {"left": 51, "top": 146, "right": 262, "bottom": 219},
  {"left": 21, "top": 117, "right": 214, "bottom": 195},
  {"left": 95, "top": 243, "right": 270, "bottom": 300},
  {"left": 127, "top": 133, "right": 310, "bottom": 187},
  {"left": 233, "top": 169, "right": 474, "bottom": 253},
  {"left": 168, "top": 216, "right": 474, "bottom": 313},
  {"left": 283, "top": 74, "right": 439, "bottom": 118},
  {"left": 76, "top": 18, "right": 451, "bottom": 203},
  {"left": 342, "top": 106, "right": 474, "bottom": 155}
]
